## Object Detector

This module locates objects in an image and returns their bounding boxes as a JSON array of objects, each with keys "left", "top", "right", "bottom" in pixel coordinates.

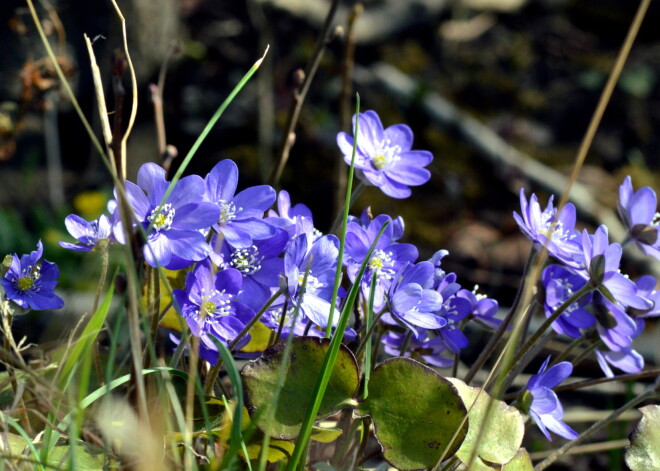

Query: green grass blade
[
  {"left": 150, "top": 47, "right": 270, "bottom": 235},
  {"left": 58, "top": 277, "right": 116, "bottom": 389},
  {"left": 287, "top": 219, "right": 390, "bottom": 471},
  {"left": 325, "top": 94, "right": 360, "bottom": 336}
]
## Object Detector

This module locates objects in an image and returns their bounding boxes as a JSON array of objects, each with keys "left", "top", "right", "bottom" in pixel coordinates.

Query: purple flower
[
  {"left": 592, "top": 292, "right": 642, "bottom": 354},
  {"left": 281, "top": 234, "right": 340, "bottom": 328},
  {"left": 123, "top": 163, "right": 219, "bottom": 268},
  {"left": 1, "top": 241, "right": 64, "bottom": 311},
  {"left": 266, "top": 190, "right": 321, "bottom": 244},
  {"left": 382, "top": 261, "right": 446, "bottom": 336},
  {"left": 204, "top": 159, "right": 277, "bottom": 249},
  {"left": 336, "top": 110, "right": 433, "bottom": 199},
  {"left": 343, "top": 214, "right": 418, "bottom": 311},
  {"left": 382, "top": 331, "right": 453, "bottom": 368},
  {"left": 348, "top": 207, "right": 405, "bottom": 242},
  {"left": 433, "top": 273, "right": 472, "bottom": 353},
  {"left": 513, "top": 189, "right": 581, "bottom": 266},
  {"left": 59, "top": 214, "right": 113, "bottom": 252},
  {"left": 617, "top": 176, "right": 660, "bottom": 259},
  {"left": 525, "top": 356, "right": 578, "bottom": 441},
  {"left": 596, "top": 346, "right": 644, "bottom": 378},
  {"left": 578, "top": 225, "right": 652, "bottom": 310},
  {"left": 631, "top": 275, "right": 660, "bottom": 318},
  {"left": 540, "top": 264, "right": 594, "bottom": 338},
  {"left": 456, "top": 286, "right": 501, "bottom": 329},
  {"left": 211, "top": 229, "right": 289, "bottom": 311},
  {"left": 172, "top": 260, "right": 255, "bottom": 344}
]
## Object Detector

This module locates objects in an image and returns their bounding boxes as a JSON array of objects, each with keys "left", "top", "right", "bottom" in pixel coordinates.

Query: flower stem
[
  {"left": 464, "top": 245, "right": 538, "bottom": 384},
  {"left": 505, "top": 283, "right": 594, "bottom": 381}
]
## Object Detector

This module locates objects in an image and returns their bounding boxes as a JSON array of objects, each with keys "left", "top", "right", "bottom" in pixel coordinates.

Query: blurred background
[{"left": 2, "top": 1, "right": 660, "bottom": 465}]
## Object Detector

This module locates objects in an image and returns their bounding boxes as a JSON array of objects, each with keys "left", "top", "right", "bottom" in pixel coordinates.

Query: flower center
[
  {"left": 218, "top": 200, "right": 241, "bottom": 224},
  {"left": 17, "top": 276, "right": 34, "bottom": 291},
  {"left": 298, "top": 271, "right": 322, "bottom": 291},
  {"left": 371, "top": 139, "right": 401, "bottom": 171},
  {"left": 230, "top": 246, "right": 263, "bottom": 275},
  {"left": 539, "top": 213, "right": 573, "bottom": 243},
  {"left": 472, "top": 284, "right": 487, "bottom": 301},
  {"left": 148, "top": 203, "right": 175, "bottom": 231},
  {"left": 368, "top": 250, "right": 395, "bottom": 279}
]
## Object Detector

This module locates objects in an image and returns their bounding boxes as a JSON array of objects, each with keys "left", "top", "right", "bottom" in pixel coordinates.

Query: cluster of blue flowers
[
  {"left": 3, "top": 109, "right": 660, "bottom": 445},
  {"left": 515, "top": 179, "right": 660, "bottom": 379}
]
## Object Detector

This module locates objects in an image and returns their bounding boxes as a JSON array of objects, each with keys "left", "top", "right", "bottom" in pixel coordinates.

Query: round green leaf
[
  {"left": 355, "top": 357, "right": 468, "bottom": 470},
  {"left": 241, "top": 336, "right": 359, "bottom": 439},
  {"left": 446, "top": 377, "right": 525, "bottom": 468},
  {"left": 625, "top": 404, "right": 660, "bottom": 471},
  {"left": 502, "top": 448, "right": 533, "bottom": 471}
]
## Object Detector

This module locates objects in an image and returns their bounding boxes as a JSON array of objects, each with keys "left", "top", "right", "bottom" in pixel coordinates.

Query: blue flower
[
  {"left": 513, "top": 189, "right": 581, "bottom": 266},
  {"left": 381, "top": 331, "right": 452, "bottom": 367},
  {"left": 59, "top": 214, "right": 113, "bottom": 252},
  {"left": 383, "top": 261, "right": 446, "bottom": 336},
  {"left": 172, "top": 259, "right": 255, "bottom": 344},
  {"left": 1, "top": 241, "right": 64, "bottom": 311},
  {"left": 525, "top": 356, "right": 578, "bottom": 441},
  {"left": 596, "top": 346, "right": 644, "bottom": 378},
  {"left": 343, "top": 214, "right": 418, "bottom": 311},
  {"left": 282, "top": 234, "right": 340, "bottom": 328},
  {"left": 266, "top": 190, "right": 321, "bottom": 245},
  {"left": 336, "top": 110, "right": 433, "bottom": 198},
  {"left": 540, "top": 264, "right": 594, "bottom": 338},
  {"left": 123, "top": 163, "right": 220, "bottom": 268},
  {"left": 211, "top": 228, "right": 289, "bottom": 311},
  {"left": 578, "top": 225, "right": 652, "bottom": 310},
  {"left": 205, "top": 159, "right": 277, "bottom": 249},
  {"left": 617, "top": 176, "right": 660, "bottom": 259},
  {"left": 456, "top": 286, "right": 501, "bottom": 329}
]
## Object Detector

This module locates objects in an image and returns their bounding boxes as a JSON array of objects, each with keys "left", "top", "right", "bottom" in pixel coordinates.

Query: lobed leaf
[
  {"left": 447, "top": 377, "right": 525, "bottom": 469},
  {"left": 625, "top": 404, "right": 660, "bottom": 471},
  {"left": 355, "top": 357, "right": 468, "bottom": 470},
  {"left": 241, "top": 336, "right": 359, "bottom": 439}
]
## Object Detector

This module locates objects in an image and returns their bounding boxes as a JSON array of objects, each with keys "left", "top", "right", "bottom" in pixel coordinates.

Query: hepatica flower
[
  {"left": 212, "top": 229, "right": 289, "bottom": 311},
  {"left": 578, "top": 225, "right": 652, "bottom": 310},
  {"left": 59, "top": 214, "right": 113, "bottom": 252},
  {"left": 617, "top": 176, "right": 660, "bottom": 259},
  {"left": 384, "top": 261, "right": 446, "bottom": 336},
  {"left": 336, "top": 110, "right": 433, "bottom": 198},
  {"left": 282, "top": 234, "right": 340, "bottom": 328},
  {"left": 205, "top": 159, "right": 277, "bottom": 249},
  {"left": 513, "top": 189, "right": 581, "bottom": 266},
  {"left": 266, "top": 190, "right": 321, "bottom": 244},
  {"left": 524, "top": 356, "right": 578, "bottom": 441},
  {"left": 540, "top": 264, "right": 594, "bottom": 338},
  {"left": 1, "top": 241, "right": 64, "bottom": 311},
  {"left": 172, "top": 260, "right": 255, "bottom": 344},
  {"left": 124, "top": 163, "right": 219, "bottom": 268},
  {"left": 344, "top": 214, "right": 418, "bottom": 311}
]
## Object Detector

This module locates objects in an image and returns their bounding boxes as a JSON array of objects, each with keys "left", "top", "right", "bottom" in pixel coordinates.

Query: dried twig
[{"left": 269, "top": 0, "right": 342, "bottom": 186}]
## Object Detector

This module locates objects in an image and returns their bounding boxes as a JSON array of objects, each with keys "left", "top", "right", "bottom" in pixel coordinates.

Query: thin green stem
[
  {"left": 505, "top": 284, "right": 594, "bottom": 380},
  {"left": 287, "top": 217, "right": 390, "bottom": 471},
  {"left": 362, "top": 271, "right": 378, "bottom": 399},
  {"left": 325, "top": 96, "right": 361, "bottom": 337}
]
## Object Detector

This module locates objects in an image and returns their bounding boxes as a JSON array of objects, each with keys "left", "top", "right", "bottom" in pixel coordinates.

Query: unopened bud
[
  {"left": 330, "top": 25, "right": 344, "bottom": 42},
  {"left": 292, "top": 69, "right": 305, "bottom": 88}
]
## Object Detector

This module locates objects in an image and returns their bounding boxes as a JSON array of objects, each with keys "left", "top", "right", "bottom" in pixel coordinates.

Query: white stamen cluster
[
  {"left": 148, "top": 203, "right": 175, "bottom": 231},
  {"left": 218, "top": 200, "right": 242, "bottom": 224},
  {"left": 371, "top": 138, "right": 401, "bottom": 170},
  {"left": 231, "top": 246, "right": 263, "bottom": 275},
  {"left": 368, "top": 250, "right": 395, "bottom": 280}
]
